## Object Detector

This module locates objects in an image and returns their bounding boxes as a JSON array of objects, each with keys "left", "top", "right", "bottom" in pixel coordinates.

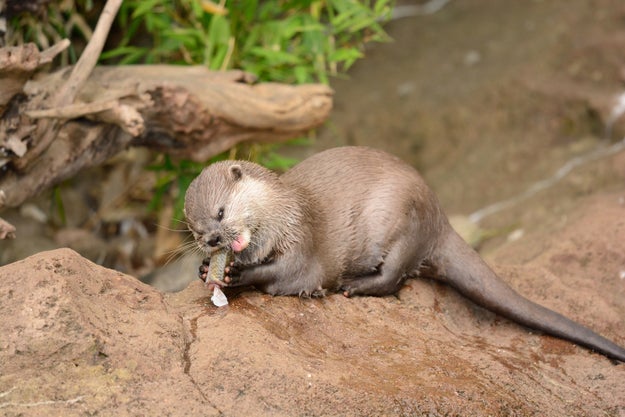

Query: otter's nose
[{"left": 206, "top": 234, "right": 221, "bottom": 247}]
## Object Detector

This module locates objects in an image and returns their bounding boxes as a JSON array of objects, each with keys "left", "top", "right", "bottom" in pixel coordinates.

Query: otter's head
[{"left": 184, "top": 160, "right": 279, "bottom": 257}]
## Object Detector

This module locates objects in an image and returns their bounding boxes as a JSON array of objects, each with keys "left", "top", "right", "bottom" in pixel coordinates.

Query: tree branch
[
  {"left": 15, "top": 0, "right": 123, "bottom": 169},
  {"left": 0, "top": 65, "right": 333, "bottom": 211}
]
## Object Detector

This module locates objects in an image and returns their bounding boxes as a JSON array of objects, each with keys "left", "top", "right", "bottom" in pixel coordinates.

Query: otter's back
[{"left": 281, "top": 146, "right": 443, "bottom": 274}]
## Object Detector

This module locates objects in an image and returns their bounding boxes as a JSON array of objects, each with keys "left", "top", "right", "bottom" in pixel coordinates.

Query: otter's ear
[{"left": 229, "top": 165, "right": 243, "bottom": 182}]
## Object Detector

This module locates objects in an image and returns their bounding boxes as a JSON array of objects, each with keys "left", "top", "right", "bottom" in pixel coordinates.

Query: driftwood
[
  {"left": 0, "top": 63, "right": 333, "bottom": 207},
  {"left": 0, "top": 63, "right": 332, "bottom": 204},
  {"left": 0, "top": 0, "right": 333, "bottom": 238}
]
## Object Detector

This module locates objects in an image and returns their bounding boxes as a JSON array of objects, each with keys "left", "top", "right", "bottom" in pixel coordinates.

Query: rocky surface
[
  {"left": 3, "top": 0, "right": 625, "bottom": 415},
  {"left": 1, "top": 190, "right": 624, "bottom": 416}
]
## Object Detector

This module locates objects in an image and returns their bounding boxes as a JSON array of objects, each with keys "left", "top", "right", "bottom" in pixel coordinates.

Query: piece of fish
[{"left": 207, "top": 247, "right": 231, "bottom": 284}]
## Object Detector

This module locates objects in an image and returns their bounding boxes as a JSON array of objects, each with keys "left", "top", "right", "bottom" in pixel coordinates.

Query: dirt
[{"left": 2, "top": 0, "right": 625, "bottom": 415}]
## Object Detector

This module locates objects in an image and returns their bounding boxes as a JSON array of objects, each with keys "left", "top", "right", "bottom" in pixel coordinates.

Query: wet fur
[{"left": 184, "top": 146, "right": 625, "bottom": 362}]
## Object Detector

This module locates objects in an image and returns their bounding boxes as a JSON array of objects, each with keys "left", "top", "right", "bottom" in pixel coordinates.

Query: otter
[{"left": 184, "top": 146, "right": 625, "bottom": 362}]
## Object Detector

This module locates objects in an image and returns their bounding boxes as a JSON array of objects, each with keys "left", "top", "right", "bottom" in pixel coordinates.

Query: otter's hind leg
[{"left": 341, "top": 242, "right": 412, "bottom": 297}]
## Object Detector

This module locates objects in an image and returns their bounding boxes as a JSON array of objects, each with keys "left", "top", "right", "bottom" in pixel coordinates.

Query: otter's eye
[{"left": 217, "top": 207, "right": 224, "bottom": 221}]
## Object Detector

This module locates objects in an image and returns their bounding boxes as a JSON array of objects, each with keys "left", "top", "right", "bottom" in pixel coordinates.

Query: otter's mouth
[{"left": 197, "top": 229, "right": 250, "bottom": 254}]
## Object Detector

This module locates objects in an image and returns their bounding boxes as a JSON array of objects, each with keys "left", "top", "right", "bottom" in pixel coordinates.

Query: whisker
[
  {"left": 154, "top": 221, "right": 190, "bottom": 233},
  {"left": 171, "top": 218, "right": 190, "bottom": 227},
  {"left": 158, "top": 236, "right": 200, "bottom": 266}
]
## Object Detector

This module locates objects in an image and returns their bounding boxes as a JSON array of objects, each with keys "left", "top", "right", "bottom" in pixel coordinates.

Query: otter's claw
[
  {"left": 198, "top": 257, "right": 211, "bottom": 282},
  {"left": 223, "top": 262, "right": 242, "bottom": 285}
]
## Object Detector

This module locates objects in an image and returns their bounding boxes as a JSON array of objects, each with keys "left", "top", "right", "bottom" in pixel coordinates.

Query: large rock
[
  {"left": 1, "top": 192, "right": 624, "bottom": 416},
  {"left": 0, "top": 248, "right": 217, "bottom": 416}
]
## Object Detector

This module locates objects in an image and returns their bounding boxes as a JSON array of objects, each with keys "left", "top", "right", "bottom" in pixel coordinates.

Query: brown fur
[{"left": 184, "top": 146, "right": 625, "bottom": 362}]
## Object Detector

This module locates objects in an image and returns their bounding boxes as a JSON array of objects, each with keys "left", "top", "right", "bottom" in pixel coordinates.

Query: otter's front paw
[
  {"left": 198, "top": 257, "right": 211, "bottom": 282},
  {"left": 223, "top": 261, "right": 242, "bottom": 285}
]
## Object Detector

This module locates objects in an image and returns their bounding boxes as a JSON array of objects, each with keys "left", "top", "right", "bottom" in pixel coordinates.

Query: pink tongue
[{"left": 231, "top": 235, "right": 249, "bottom": 252}]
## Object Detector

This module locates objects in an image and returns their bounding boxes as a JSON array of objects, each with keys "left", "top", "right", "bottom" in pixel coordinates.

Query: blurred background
[{"left": 2, "top": 0, "right": 625, "bottom": 291}]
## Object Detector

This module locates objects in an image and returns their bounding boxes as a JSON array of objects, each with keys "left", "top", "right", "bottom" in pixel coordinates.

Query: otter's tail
[{"left": 432, "top": 228, "right": 625, "bottom": 363}]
